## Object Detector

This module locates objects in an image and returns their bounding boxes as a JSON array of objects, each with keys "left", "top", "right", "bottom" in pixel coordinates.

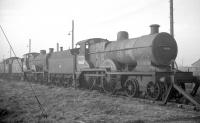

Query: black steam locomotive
[{"left": 0, "top": 24, "right": 199, "bottom": 107}]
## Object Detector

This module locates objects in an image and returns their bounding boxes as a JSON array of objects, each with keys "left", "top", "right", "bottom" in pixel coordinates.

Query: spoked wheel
[
  {"left": 79, "top": 74, "right": 87, "bottom": 88},
  {"left": 87, "top": 77, "right": 96, "bottom": 90},
  {"left": 125, "top": 79, "right": 139, "bottom": 97},
  {"left": 159, "top": 82, "right": 169, "bottom": 101},
  {"left": 63, "top": 78, "right": 72, "bottom": 87},
  {"left": 102, "top": 77, "right": 116, "bottom": 93},
  {"left": 146, "top": 81, "right": 161, "bottom": 100}
]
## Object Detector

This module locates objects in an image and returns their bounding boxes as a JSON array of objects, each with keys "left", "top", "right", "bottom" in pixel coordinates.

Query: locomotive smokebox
[
  {"left": 40, "top": 50, "right": 46, "bottom": 55},
  {"left": 117, "top": 31, "right": 129, "bottom": 41},
  {"left": 150, "top": 24, "right": 160, "bottom": 34},
  {"left": 49, "top": 48, "right": 54, "bottom": 53}
]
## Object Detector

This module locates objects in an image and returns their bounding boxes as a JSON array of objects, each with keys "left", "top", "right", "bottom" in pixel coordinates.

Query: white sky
[{"left": 0, "top": 0, "right": 200, "bottom": 66}]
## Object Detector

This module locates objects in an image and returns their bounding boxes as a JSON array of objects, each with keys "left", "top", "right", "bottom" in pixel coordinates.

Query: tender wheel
[
  {"left": 102, "top": 77, "right": 116, "bottom": 93},
  {"left": 87, "top": 77, "right": 95, "bottom": 90},
  {"left": 125, "top": 79, "right": 139, "bottom": 97},
  {"left": 79, "top": 74, "right": 87, "bottom": 88},
  {"left": 146, "top": 81, "right": 161, "bottom": 100}
]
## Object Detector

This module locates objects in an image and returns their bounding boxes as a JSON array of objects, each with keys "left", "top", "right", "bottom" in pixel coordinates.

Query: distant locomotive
[
  {"left": 0, "top": 57, "right": 23, "bottom": 80},
  {"left": 0, "top": 24, "right": 199, "bottom": 107}
]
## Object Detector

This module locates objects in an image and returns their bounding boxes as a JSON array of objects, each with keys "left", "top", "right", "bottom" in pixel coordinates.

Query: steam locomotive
[{"left": 0, "top": 24, "right": 199, "bottom": 107}]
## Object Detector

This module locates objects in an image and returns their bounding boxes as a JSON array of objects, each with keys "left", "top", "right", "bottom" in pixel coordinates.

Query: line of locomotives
[{"left": 0, "top": 24, "right": 200, "bottom": 107}]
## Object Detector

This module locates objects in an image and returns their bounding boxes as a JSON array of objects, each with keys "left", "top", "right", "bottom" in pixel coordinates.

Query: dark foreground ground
[{"left": 0, "top": 79, "right": 200, "bottom": 123}]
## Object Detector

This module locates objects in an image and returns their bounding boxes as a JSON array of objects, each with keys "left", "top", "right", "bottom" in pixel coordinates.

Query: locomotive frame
[{"left": 75, "top": 37, "right": 200, "bottom": 108}]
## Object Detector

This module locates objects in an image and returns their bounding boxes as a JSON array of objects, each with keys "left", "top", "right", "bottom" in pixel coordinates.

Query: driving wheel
[
  {"left": 125, "top": 78, "right": 139, "bottom": 97},
  {"left": 146, "top": 81, "right": 161, "bottom": 100}
]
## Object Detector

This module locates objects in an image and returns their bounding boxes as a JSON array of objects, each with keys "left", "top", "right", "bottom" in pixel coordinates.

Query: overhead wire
[{"left": 0, "top": 25, "right": 48, "bottom": 118}]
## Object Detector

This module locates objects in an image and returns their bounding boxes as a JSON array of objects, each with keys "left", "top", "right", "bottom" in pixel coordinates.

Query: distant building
[
  {"left": 191, "top": 59, "right": 200, "bottom": 77},
  {"left": 192, "top": 59, "right": 200, "bottom": 67},
  {"left": 178, "top": 59, "right": 200, "bottom": 77}
]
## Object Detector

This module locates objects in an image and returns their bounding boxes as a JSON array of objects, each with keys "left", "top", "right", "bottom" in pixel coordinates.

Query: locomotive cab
[
  {"left": 76, "top": 38, "right": 108, "bottom": 71},
  {"left": 4, "top": 57, "right": 20, "bottom": 73},
  {"left": 76, "top": 39, "right": 91, "bottom": 71},
  {"left": 23, "top": 52, "right": 39, "bottom": 71}
]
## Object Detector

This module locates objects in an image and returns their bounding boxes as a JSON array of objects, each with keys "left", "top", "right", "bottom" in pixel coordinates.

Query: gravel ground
[{"left": 0, "top": 79, "right": 200, "bottom": 123}]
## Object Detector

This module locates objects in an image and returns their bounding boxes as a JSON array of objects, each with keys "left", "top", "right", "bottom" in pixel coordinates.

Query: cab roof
[{"left": 76, "top": 38, "right": 108, "bottom": 45}]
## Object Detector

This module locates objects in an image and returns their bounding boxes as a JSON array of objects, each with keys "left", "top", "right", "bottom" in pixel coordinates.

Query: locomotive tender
[{"left": 0, "top": 24, "right": 199, "bottom": 107}]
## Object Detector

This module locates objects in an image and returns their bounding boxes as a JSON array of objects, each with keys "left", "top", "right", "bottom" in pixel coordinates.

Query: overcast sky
[{"left": 0, "top": 0, "right": 200, "bottom": 66}]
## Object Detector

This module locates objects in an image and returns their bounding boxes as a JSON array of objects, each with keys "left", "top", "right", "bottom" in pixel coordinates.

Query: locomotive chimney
[
  {"left": 49, "top": 48, "right": 54, "bottom": 53},
  {"left": 60, "top": 47, "right": 63, "bottom": 51},
  {"left": 40, "top": 50, "right": 46, "bottom": 55},
  {"left": 150, "top": 24, "right": 160, "bottom": 34},
  {"left": 117, "top": 31, "right": 129, "bottom": 41},
  {"left": 57, "top": 43, "right": 59, "bottom": 52}
]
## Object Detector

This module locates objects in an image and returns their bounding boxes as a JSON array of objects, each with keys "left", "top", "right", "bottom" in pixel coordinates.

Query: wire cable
[{"left": 0, "top": 25, "right": 48, "bottom": 118}]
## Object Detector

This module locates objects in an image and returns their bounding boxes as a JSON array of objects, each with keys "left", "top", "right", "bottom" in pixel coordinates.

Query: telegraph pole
[
  {"left": 169, "top": 0, "right": 176, "bottom": 71},
  {"left": 3, "top": 55, "right": 5, "bottom": 72},
  {"left": 170, "top": 0, "right": 174, "bottom": 37},
  {"left": 71, "top": 20, "right": 76, "bottom": 88},
  {"left": 169, "top": 0, "right": 175, "bottom": 69},
  {"left": 29, "top": 39, "right": 31, "bottom": 53},
  {"left": 72, "top": 20, "right": 74, "bottom": 49},
  {"left": 9, "top": 47, "right": 11, "bottom": 57}
]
